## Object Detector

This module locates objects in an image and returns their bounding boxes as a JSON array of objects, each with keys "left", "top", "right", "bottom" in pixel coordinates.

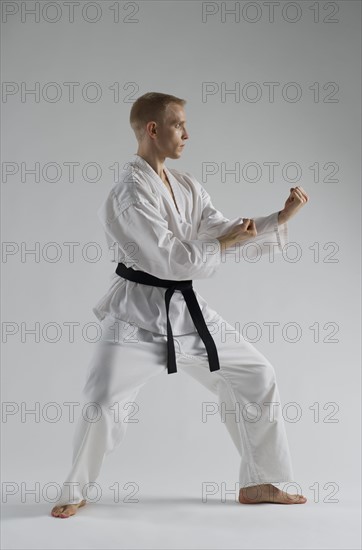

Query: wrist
[{"left": 278, "top": 209, "right": 288, "bottom": 225}]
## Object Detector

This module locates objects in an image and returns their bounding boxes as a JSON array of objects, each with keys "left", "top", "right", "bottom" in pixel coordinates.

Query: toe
[
  {"left": 291, "top": 494, "right": 307, "bottom": 504},
  {"left": 59, "top": 508, "right": 74, "bottom": 518},
  {"left": 51, "top": 505, "right": 75, "bottom": 518}
]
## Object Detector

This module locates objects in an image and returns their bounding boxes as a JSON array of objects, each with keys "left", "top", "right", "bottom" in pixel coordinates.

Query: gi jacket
[{"left": 93, "top": 154, "right": 288, "bottom": 335}]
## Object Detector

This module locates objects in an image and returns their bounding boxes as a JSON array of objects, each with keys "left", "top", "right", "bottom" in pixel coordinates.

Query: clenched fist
[
  {"left": 279, "top": 186, "right": 309, "bottom": 224},
  {"left": 217, "top": 218, "right": 257, "bottom": 253}
]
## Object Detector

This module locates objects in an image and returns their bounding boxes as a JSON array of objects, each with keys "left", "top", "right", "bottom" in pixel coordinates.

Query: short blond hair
[{"left": 130, "top": 92, "right": 186, "bottom": 140}]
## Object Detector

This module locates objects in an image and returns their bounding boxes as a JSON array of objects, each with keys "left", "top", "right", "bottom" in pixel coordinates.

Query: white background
[{"left": 1, "top": 1, "right": 361, "bottom": 548}]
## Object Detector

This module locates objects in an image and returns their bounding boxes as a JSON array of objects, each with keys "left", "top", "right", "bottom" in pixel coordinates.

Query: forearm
[
  {"left": 218, "top": 210, "right": 288, "bottom": 254},
  {"left": 278, "top": 209, "right": 288, "bottom": 225},
  {"left": 216, "top": 235, "right": 233, "bottom": 253}
]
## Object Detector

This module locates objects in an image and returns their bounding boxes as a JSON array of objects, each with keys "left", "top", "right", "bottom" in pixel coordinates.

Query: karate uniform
[{"left": 54, "top": 154, "right": 294, "bottom": 506}]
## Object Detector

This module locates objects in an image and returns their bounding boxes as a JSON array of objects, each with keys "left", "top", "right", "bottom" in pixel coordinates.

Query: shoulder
[
  {"left": 113, "top": 161, "right": 157, "bottom": 204},
  {"left": 97, "top": 162, "right": 157, "bottom": 226}
]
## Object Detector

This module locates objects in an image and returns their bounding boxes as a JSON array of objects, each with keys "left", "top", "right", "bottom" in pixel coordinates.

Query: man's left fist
[{"left": 281, "top": 186, "right": 309, "bottom": 222}]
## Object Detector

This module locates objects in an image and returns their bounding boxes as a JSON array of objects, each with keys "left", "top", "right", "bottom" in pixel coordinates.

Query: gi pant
[{"left": 54, "top": 315, "right": 294, "bottom": 506}]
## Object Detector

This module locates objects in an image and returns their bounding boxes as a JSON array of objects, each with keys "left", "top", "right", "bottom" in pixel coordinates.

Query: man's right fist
[
  {"left": 239, "top": 218, "right": 257, "bottom": 239},
  {"left": 217, "top": 218, "right": 257, "bottom": 252}
]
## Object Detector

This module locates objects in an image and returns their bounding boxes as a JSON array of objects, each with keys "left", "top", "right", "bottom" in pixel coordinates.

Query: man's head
[{"left": 130, "top": 92, "right": 189, "bottom": 160}]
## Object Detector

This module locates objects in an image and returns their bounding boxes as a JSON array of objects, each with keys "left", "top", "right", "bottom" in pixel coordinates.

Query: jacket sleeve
[
  {"left": 197, "top": 184, "right": 244, "bottom": 239},
  {"left": 197, "top": 184, "right": 288, "bottom": 260},
  {"left": 97, "top": 191, "right": 222, "bottom": 280}
]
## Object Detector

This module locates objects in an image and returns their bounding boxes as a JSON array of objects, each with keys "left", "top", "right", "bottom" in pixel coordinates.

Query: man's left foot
[{"left": 239, "top": 483, "right": 307, "bottom": 504}]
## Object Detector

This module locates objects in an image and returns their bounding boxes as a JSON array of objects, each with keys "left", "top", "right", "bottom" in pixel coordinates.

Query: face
[{"left": 150, "top": 103, "right": 189, "bottom": 159}]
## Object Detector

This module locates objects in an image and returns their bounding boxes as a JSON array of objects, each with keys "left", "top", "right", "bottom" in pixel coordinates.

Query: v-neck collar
[{"left": 130, "top": 154, "right": 183, "bottom": 220}]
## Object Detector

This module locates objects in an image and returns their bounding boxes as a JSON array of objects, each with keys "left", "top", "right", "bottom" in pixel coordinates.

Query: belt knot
[{"left": 115, "top": 263, "right": 220, "bottom": 375}]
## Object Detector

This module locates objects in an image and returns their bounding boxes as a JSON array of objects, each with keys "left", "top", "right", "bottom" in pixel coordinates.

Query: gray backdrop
[{"left": 1, "top": 0, "right": 361, "bottom": 547}]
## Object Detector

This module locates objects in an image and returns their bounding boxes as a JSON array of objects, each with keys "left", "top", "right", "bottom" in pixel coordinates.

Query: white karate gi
[
  {"left": 54, "top": 154, "right": 294, "bottom": 506},
  {"left": 92, "top": 154, "right": 288, "bottom": 335}
]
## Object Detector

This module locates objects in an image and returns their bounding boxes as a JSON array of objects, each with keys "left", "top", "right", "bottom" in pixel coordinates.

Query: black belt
[{"left": 115, "top": 262, "right": 220, "bottom": 375}]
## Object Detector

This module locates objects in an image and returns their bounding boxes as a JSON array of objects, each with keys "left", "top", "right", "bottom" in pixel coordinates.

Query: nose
[{"left": 182, "top": 128, "right": 189, "bottom": 140}]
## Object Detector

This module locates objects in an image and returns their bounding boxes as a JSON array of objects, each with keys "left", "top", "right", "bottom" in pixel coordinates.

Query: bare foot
[
  {"left": 51, "top": 499, "right": 87, "bottom": 518},
  {"left": 239, "top": 484, "right": 307, "bottom": 505}
]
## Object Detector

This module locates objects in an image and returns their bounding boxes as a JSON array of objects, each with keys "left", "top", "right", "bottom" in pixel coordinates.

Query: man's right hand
[{"left": 217, "top": 219, "right": 257, "bottom": 252}]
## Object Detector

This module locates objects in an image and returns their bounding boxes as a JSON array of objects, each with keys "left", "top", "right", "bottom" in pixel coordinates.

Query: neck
[{"left": 135, "top": 149, "right": 166, "bottom": 180}]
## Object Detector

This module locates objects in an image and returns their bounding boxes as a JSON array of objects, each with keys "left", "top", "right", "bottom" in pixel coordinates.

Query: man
[{"left": 51, "top": 92, "right": 308, "bottom": 518}]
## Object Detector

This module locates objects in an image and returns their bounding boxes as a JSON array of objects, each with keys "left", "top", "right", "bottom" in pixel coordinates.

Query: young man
[{"left": 51, "top": 92, "right": 309, "bottom": 518}]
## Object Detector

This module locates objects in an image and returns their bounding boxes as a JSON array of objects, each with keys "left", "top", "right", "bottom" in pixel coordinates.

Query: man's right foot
[{"left": 51, "top": 499, "right": 86, "bottom": 518}]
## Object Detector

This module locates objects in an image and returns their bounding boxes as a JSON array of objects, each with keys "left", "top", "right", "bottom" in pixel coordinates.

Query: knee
[
  {"left": 257, "top": 358, "right": 276, "bottom": 388},
  {"left": 82, "top": 385, "right": 115, "bottom": 409},
  {"left": 263, "top": 358, "right": 276, "bottom": 379},
  {"left": 242, "top": 358, "right": 277, "bottom": 401}
]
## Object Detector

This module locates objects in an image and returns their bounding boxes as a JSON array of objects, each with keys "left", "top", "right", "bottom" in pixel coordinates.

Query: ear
[{"left": 145, "top": 121, "right": 157, "bottom": 139}]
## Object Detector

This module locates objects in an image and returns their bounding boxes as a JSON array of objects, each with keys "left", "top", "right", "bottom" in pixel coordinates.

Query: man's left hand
[{"left": 279, "top": 186, "right": 309, "bottom": 223}]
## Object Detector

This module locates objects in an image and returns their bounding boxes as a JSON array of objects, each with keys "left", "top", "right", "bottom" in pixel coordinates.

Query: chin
[{"left": 168, "top": 152, "right": 181, "bottom": 160}]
